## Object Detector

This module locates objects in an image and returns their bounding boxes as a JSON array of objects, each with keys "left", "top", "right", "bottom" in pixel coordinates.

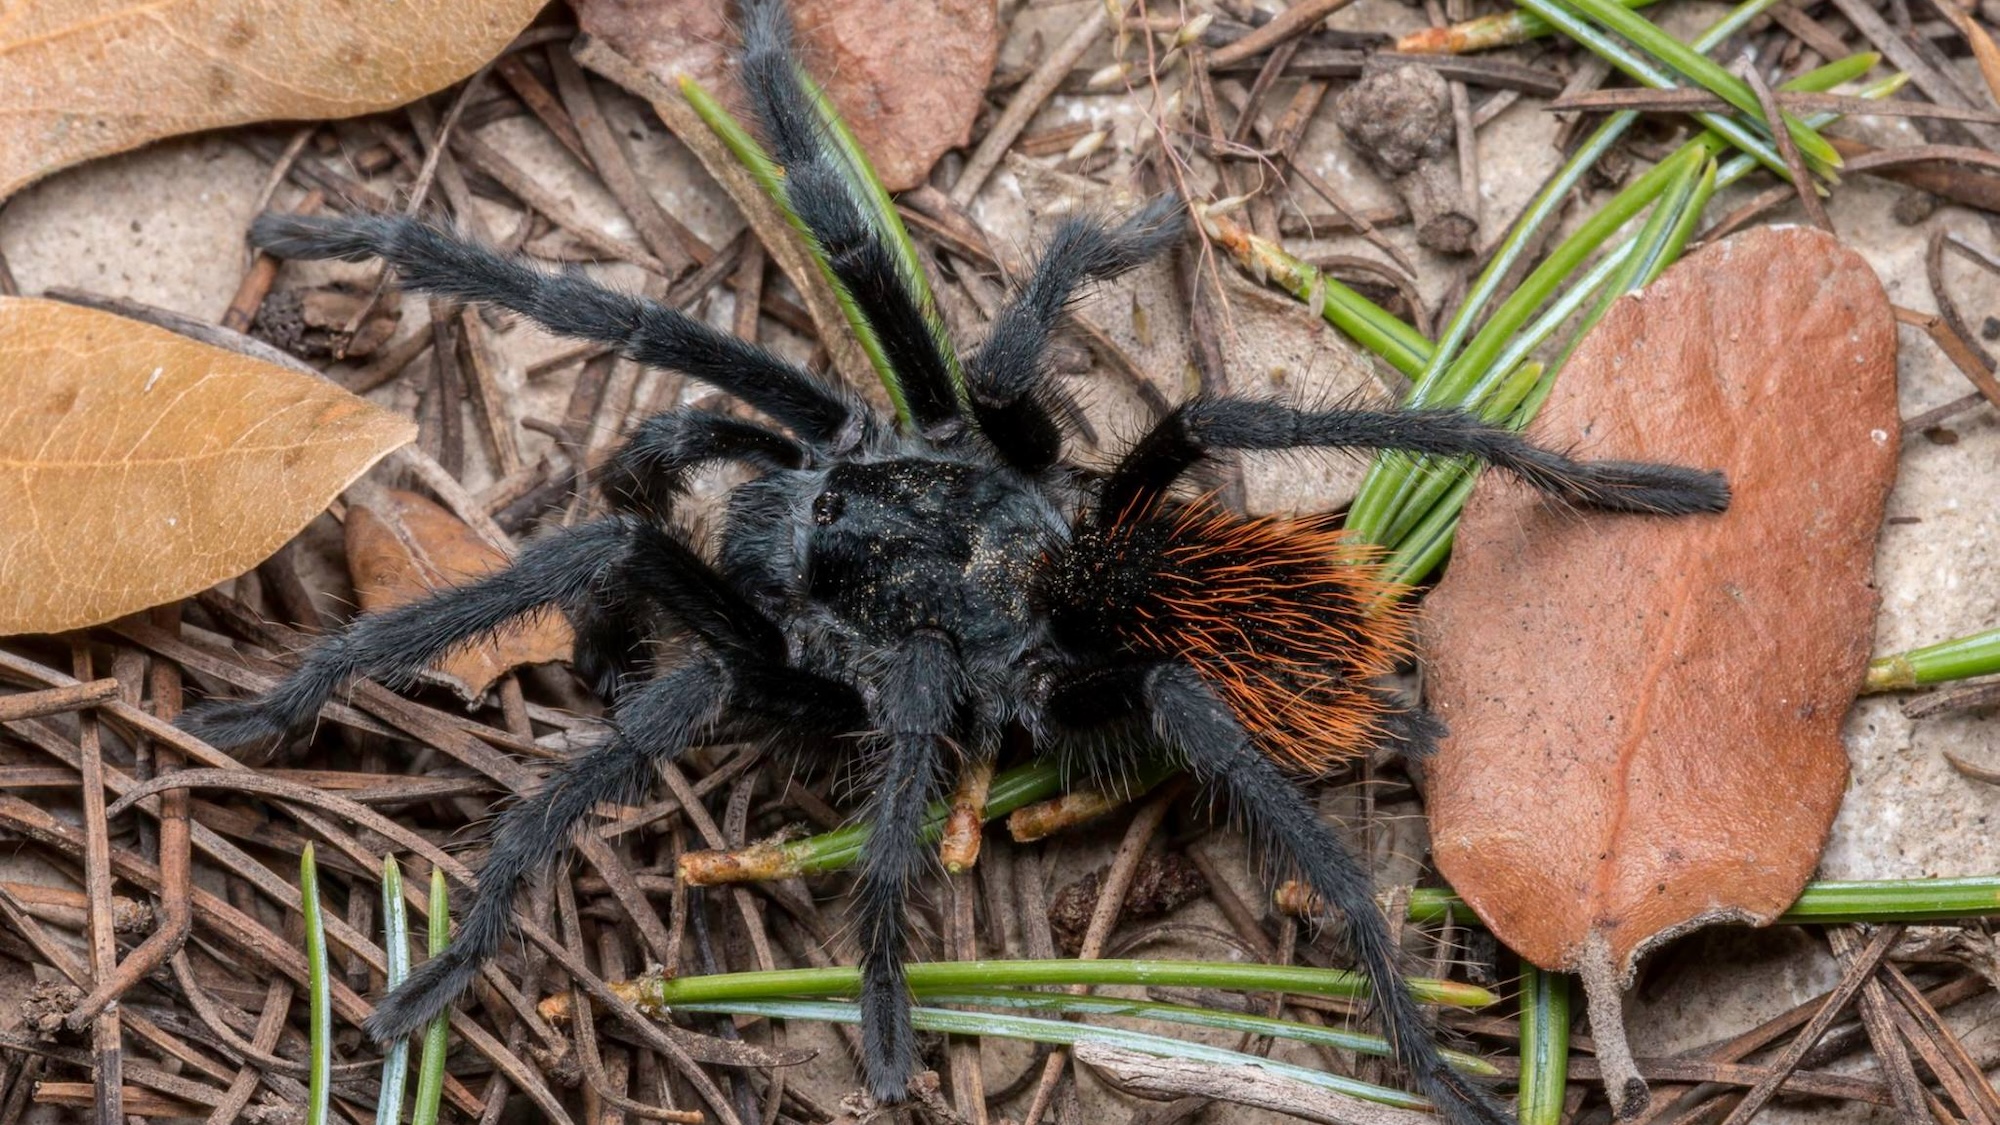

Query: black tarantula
[{"left": 181, "top": 3, "right": 1729, "bottom": 1122}]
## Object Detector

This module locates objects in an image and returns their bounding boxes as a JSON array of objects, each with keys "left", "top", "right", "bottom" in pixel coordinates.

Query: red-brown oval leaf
[{"left": 1424, "top": 226, "right": 1898, "bottom": 979}]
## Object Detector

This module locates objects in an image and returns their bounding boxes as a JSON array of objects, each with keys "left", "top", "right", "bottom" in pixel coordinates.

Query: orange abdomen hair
[{"left": 1046, "top": 501, "right": 1415, "bottom": 769}]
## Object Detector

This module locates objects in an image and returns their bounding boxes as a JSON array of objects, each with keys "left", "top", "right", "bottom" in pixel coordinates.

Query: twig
[
  {"left": 69, "top": 640, "right": 124, "bottom": 1124},
  {"left": 954, "top": 5, "right": 1113, "bottom": 205},
  {"left": 548, "top": 46, "right": 703, "bottom": 275},
  {"left": 69, "top": 608, "right": 194, "bottom": 1027},
  {"left": 1210, "top": 0, "right": 1358, "bottom": 67},
  {"left": 1716, "top": 924, "right": 1901, "bottom": 1125},
  {"left": 0, "top": 679, "right": 119, "bottom": 721},
  {"left": 495, "top": 53, "right": 591, "bottom": 165},
  {"left": 1743, "top": 54, "right": 1832, "bottom": 230}
]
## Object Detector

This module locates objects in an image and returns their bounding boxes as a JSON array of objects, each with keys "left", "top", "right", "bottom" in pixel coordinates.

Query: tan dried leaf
[
  {"left": 1424, "top": 227, "right": 1898, "bottom": 977},
  {"left": 347, "top": 489, "right": 572, "bottom": 702},
  {"left": 573, "top": 0, "right": 998, "bottom": 191},
  {"left": 0, "top": 296, "right": 413, "bottom": 634},
  {"left": 0, "top": 0, "right": 544, "bottom": 199}
]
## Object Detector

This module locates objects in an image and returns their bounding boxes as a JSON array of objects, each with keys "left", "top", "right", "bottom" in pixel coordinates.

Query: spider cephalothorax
[{"left": 180, "top": 4, "right": 1729, "bottom": 1122}]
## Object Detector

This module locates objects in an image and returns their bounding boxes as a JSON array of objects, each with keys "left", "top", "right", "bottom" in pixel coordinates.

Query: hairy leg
[
  {"left": 968, "top": 197, "right": 1185, "bottom": 472},
  {"left": 366, "top": 658, "right": 728, "bottom": 1039},
  {"left": 1045, "top": 663, "right": 1512, "bottom": 1125},
  {"left": 852, "top": 631, "right": 964, "bottom": 1100},
  {"left": 252, "top": 214, "right": 863, "bottom": 445},
  {"left": 736, "top": 0, "right": 961, "bottom": 434},
  {"left": 599, "top": 408, "right": 809, "bottom": 521},
  {"left": 1099, "top": 396, "right": 1730, "bottom": 522},
  {"left": 180, "top": 519, "right": 639, "bottom": 748}
]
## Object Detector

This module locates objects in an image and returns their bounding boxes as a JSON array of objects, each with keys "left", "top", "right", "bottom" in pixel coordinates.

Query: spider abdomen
[{"left": 1042, "top": 502, "right": 1414, "bottom": 767}]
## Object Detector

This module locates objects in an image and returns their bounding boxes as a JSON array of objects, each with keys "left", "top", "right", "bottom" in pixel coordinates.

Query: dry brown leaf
[
  {"left": 1423, "top": 226, "right": 1896, "bottom": 1040},
  {"left": 0, "top": 296, "right": 413, "bottom": 634},
  {"left": 1939, "top": 4, "right": 2000, "bottom": 108},
  {"left": 0, "top": 0, "right": 543, "bottom": 199},
  {"left": 574, "top": 0, "right": 997, "bottom": 191},
  {"left": 347, "top": 489, "right": 572, "bottom": 702}
]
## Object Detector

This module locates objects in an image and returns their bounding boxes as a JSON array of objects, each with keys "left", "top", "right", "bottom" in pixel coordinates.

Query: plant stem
[
  {"left": 374, "top": 856, "right": 409, "bottom": 1125},
  {"left": 1866, "top": 625, "right": 2000, "bottom": 690},
  {"left": 1516, "top": 967, "right": 1572, "bottom": 1125},
  {"left": 1401, "top": 877, "right": 2000, "bottom": 926},
  {"left": 411, "top": 868, "right": 450, "bottom": 1125},
  {"left": 614, "top": 958, "right": 1496, "bottom": 1009},
  {"left": 301, "top": 844, "right": 331, "bottom": 1125}
]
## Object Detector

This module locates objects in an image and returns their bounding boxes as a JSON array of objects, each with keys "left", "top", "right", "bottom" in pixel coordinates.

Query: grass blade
[
  {"left": 670, "top": 998, "right": 1440, "bottom": 1110},
  {"left": 301, "top": 844, "right": 331, "bottom": 1125},
  {"left": 1555, "top": 0, "right": 1842, "bottom": 173},
  {"left": 1516, "top": 967, "right": 1572, "bottom": 1125},
  {"left": 679, "top": 76, "right": 912, "bottom": 423},
  {"left": 411, "top": 868, "right": 450, "bottom": 1125},
  {"left": 607, "top": 957, "right": 1495, "bottom": 1009},
  {"left": 916, "top": 988, "right": 1499, "bottom": 1074},
  {"left": 1402, "top": 876, "right": 2000, "bottom": 926},
  {"left": 375, "top": 856, "right": 410, "bottom": 1125},
  {"left": 800, "top": 69, "right": 963, "bottom": 393},
  {"left": 1200, "top": 209, "right": 1433, "bottom": 376}
]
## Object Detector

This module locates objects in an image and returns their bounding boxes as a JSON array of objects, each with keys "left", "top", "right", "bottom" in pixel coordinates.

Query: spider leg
[
  {"left": 365, "top": 656, "right": 729, "bottom": 1040},
  {"left": 251, "top": 213, "right": 864, "bottom": 446},
  {"left": 968, "top": 197, "right": 1185, "bottom": 472},
  {"left": 1045, "top": 663, "right": 1513, "bottom": 1125},
  {"left": 736, "top": 0, "right": 961, "bottom": 434},
  {"left": 852, "top": 631, "right": 963, "bottom": 1101},
  {"left": 179, "top": 518, "right": 640, "bottom": 748},
  {"left": 1099, "top": 396, "right": 1730, "bottom": 522},
  {"left": 600, "top": 408, "right": 809, "bottom": 521}
]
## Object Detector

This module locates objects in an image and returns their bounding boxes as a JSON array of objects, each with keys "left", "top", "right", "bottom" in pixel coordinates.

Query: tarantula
[{"left": 181, "top": 3, "right": 1729, "bottom": 1121}]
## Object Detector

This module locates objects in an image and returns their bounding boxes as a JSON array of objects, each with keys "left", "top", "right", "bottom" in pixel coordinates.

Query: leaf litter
[{"left": 0, "top": 0, "right": 1995, "bottom": 1122}]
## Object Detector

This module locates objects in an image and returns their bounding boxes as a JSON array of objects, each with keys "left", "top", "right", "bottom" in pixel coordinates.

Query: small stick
[
  {"left": 68, "top": 608, "right": 193, "bottom": 1028},
  {"left": 1893, "top": 304, "right": 2000, "bottom": 414},
  {"left": 458, "top": 307, "right": 525, "bottom": 476},
  {"left": 953, "top": 4, "right": 1113, "bottom": 205},
  {"left": 69, "top": 641, "right": 123, "bottom": 1123},
  {"left": 1021, "top": 784, "right": 1181, "bottom": 1125},
  {"left": 495, "top": 53, "right": 591, "bottom": 164},
  {"left": 221, "top": 187, "right": 324, "bottom": 333},
  {"left": 548, "top": 46, "right": 703, "bottom": 275},
  {"left": 1742, "top": 55, "right": 1833, "bottom": 231},
  {"left": 1209, "top": 0, "right": 1356, "bottom": 66},
  {"left": 0, "top": 679, "right": 119, "bottom": 722},
  {"left": 1826, "top": 0, "right": 2000, "bottom": 149},
  {"left": 450, "top": 130, "right": 670, "bottom": 276},
  {"left": 1715, "top": 924, "right": 1901, "bottom": 1125},
  {"left": 1827, "top": 927, "right": 1930, "bottom": 1122}
]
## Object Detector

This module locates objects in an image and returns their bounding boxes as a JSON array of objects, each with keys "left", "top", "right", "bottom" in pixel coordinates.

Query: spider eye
[{"left": 812, "top": 490, "right": 845, "bottom": 526}]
